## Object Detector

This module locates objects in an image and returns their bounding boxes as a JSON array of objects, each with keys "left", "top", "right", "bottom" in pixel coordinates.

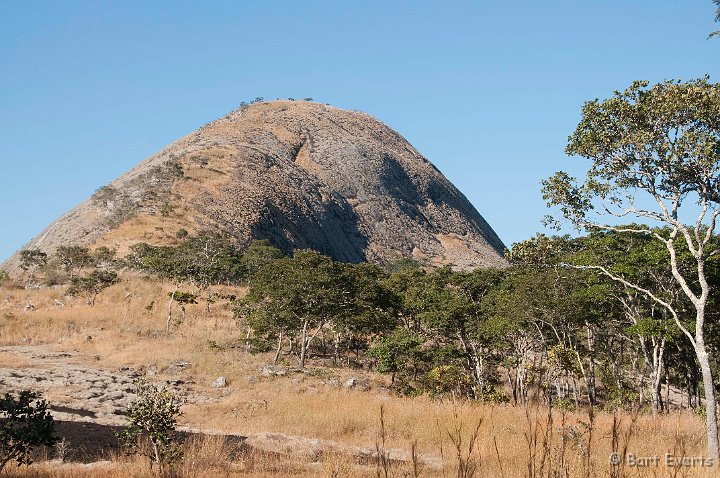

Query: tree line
[
  {"left": 8, "top": 76, "right": 720, "bottom": 459},
  {"left": 17, "top": 225, "right": 711, "bottom": 417}
]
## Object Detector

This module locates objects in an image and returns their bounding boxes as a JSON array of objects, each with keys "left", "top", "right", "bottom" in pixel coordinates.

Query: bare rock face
[{"left": 4, "top": 101, "right": 506, "bottom": 271}]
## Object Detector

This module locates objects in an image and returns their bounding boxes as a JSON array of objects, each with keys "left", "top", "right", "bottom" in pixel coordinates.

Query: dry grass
[
  {"left": 0, "top": 351, "right": 30, "bottom": 368},
  {"left": 0, "top": 277, "right": 718, "bottom": 477},
  {"left": 5, "top": 411, "right": 717, "bottom": 477}
]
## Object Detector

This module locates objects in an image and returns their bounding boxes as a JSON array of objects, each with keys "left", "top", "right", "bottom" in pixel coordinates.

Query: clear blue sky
[{"left": 1, "top": 1, "right": 718, "bottom": 262}]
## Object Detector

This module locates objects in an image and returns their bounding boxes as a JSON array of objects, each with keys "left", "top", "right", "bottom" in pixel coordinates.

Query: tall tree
[
  {"left": 542, "top": 78, "right": 720, "bottom": 458},
  {"left": 576, "top": 229, "right": 689, "bottom": 414},
  {"left": 239, "top": 239, "right": 284, "bottom": 282},
  {"left": 67, "top": 270, "right": 118, "bottom": 306},
  {"left": 55, "top": 246, "right": 92, "bottom": 280},
  {"left": 18, "top": 249, "right": 47, "bottom": 285},
  {"left": 503, "top": 241, "right": 617, "bottom": 407},
  {"left": 330, "top": 262, "right": 397, "bottom": 365},
  {"left": 242, "top": 249, "right": 344, "bottom": 369}
]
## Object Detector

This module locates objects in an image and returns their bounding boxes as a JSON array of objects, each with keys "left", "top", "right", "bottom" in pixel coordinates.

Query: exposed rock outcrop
[{"left": 4, "top": 101, "right": 506, "bottom": 271}]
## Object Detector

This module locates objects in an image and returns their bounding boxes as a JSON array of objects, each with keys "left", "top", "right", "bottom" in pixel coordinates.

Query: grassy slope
[{"left": 0, "top": 274, "right": 716, "bottom": 477}]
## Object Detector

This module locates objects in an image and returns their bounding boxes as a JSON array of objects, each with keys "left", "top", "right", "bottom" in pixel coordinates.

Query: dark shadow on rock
[
  {"left": 47, "top": 421, "right": 246, "bottom": 464},
  {"left": 50, "top": 406, "right": 97, "bottom": 419},
  {"left": 50, "top": 421, "right": 125, "bottom": 463},
  {"left": 379, "top": 154, "right": 432, "bottom": 226},
  {"left": 250, "top": 196, "right": 368, "bottom": 263}
]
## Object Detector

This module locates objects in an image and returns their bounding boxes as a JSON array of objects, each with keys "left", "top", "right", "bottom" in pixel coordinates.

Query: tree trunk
[
  {"left": 204, "top": 286, "right": 212, "bottom": 314},
  {"left": 273, "top": 332, "right": 283, "bottom": 364},
  {"left": 696, "top": 340, "right": 719, "bottom": 460},
  {"left": 333, "top": 332, "right": 341, "bottom": 365},
  {"left": 650, "top": 338, "right": 666, "bottom": 416},
  {"left": 459, "top": 334, "right": 486, "bottom": 395},
  {"left": 166, "top": 285, "right": 178, "bottom": 335},
  {"left": 572, "top": 378, "right": 579, "bottom": 409},
  {"left": 298, "top": 321, "right": 326, "bottom": 370},
  {"left": 151, "top": 439, "right": 160, "bottom": 468},
  {"left": 507, "top": 369, "right": 517, "bottom": 405},
  {"left": 299, "top": 321, "right": 309, "bottom": 369},
  {"left": 651, "top": 375, "right": 662, "bottom": 416},
  {"left": 585, "top": 323, "right": 596, "bottom": 407}
]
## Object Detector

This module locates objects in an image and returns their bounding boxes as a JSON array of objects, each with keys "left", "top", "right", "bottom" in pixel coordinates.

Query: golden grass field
[{"left": 0, "top": 274, "right": 718, "bottom": 477}]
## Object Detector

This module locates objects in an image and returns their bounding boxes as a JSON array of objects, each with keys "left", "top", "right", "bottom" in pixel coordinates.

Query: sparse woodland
[
  {"left": 3, "top": 219, "right": 720, "bottom": 476},
  {"left": 14, "top": 215, "right": 720, "bottom": 416},
  {"left": 3, "top": 60, "right": 720, "bottom": 478}
]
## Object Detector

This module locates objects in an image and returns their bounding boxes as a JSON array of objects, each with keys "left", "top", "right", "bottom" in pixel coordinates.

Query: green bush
[
  {"left": 0, "top": 390, "right": 56, "bottom": 473},
  {"left": 118, "top": 380, "right": 183, "bottom": 471},
  {"left": 67, "top": 270, "right": 118, "bottom": 306}
]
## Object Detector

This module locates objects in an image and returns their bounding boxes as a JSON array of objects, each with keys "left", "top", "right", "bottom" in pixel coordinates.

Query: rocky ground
[
  {"left": 0, "top": 345, "right": 441, "bottom": 468},
  {"left": 0, "top": 346, "right": 214, "bottom": 427},
  {"left": 0, "top": 345, "right": 217, "bottom": 462}
]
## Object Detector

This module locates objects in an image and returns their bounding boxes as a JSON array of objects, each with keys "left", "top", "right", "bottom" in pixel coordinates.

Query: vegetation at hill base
[
  {"left": 13, "top": 220, "right": 720, "bottom": 418},
  {"left": 3, "top": 71, "right": 720, "bottom": 475}
]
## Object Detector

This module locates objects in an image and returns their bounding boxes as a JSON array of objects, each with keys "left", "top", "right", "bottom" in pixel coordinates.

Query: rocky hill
[{"left": 4, "top": 101, "right": 506, "bottom": 271}]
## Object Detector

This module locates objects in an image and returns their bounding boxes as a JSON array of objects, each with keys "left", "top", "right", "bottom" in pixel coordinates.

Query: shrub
[
  {"left": 18, "top": 249, "right": 47, "bottom": 284},
  {"left": 91, "top": 185, "right": 118, "bottom": 207},
  {"left": 159, "top": 202, "right": 174, "bottom": 217},
  {"left": 118, "top": 380, "right": 183, "bottom": 472},
  {"left": 0, "top": 390, "right": 56, "bottom": 473},
  {"left": 67, "top": 270, "right": 118, "bottom": 306},
  {"left": 425, "top": 365, "right": 472, "bottom": 397}
]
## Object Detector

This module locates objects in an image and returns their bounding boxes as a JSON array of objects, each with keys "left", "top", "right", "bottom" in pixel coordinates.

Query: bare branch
[
  {"left": 564, "top": 263, "right": 695, "bottom": 346},
  {"left": 664, "top": 228, "right": 701, "bottom": 307},
  {"left": 578, "top": 220, "right": 670, "bottom": 245},
  {"left": 703, "top": 208, "right": 720, "bottom": 246}
]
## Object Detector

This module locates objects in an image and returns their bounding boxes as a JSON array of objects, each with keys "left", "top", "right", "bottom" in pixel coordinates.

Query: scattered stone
[
  {"left": 344, "top": 377, "right": 370, "bottom": 390},
  {"left": 119, "top": 366, "right": 140, "bottom": 377},
  {"left": 261, "top": 365, "right": 287, "bottom": 377},
  {"left": 164, "top": 361, "right": 192, "bottom": 374},
  {"left": 211, "top": 376, "right": 227, "bottom": 388},
  {"left": 0, "top": 345, "right": 216, "bottom": 426},
  {"left": 106, "top": 391, "right": 124, "bottom": 400}
]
